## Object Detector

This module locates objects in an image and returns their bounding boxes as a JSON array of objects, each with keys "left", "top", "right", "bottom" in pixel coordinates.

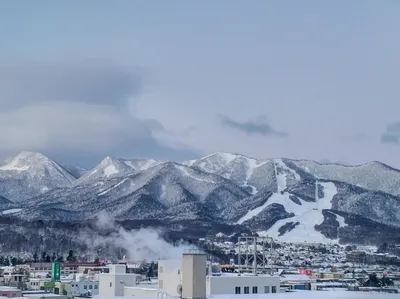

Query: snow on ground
[
  {"left": 236, "top": 201, "right": 269, "bottom": 224},
  {"left": 93, "top": 291, "right": 398, "bottom": 299},
  {"left": 187, "top": 152, "right": 237, "bottom": 171},
  {"left": 209, "top": 292, "right": 399, "bottom": 298},
  {"left": 329, "top": 211, "right": 347, "bottom": 228},
  {"left": 1, "top": 209, "right": 22, "bottom": 215},
  {"left": 276, "top": 171, "right": 287, "bottom": 192},
  {"left": 276, "top": 158, "right": 301, "bottom": 180},
  {"left": 98, "top": 178, "right": 130, "bottom": 196},
  {"left": 243, "top": 158, "right": 267, "bottom": 194},
  {"left": 237, "top": 160, "right": 340, "bottom": 243},
  {"left": 103, "top": 163, "right": 119, "bottom": 177},
  {"left": 175, "top": 165, "right": 216, "bottom": 184},
  {"left": 160, "top": 184, "right": 166, "bottom": 200},
  {"left": 123, "top": 159, "right": 159, "bottom": 170},
  {"left": 237, "top": 162, "right": 289, "bottom": 224},
  {"left": 258, "top": 182, "right": 338, "bottom": 243}
]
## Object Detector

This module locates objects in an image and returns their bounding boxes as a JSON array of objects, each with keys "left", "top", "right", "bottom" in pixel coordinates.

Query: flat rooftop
[
  {"left": 93, "top": 291, "right": 399, "bottom": 299},
  {"left": 24, "top": 293, "right": 65, "bottom": 297},
  {"left": 0, "top": 287, "right": 20, "bottom": 291}
]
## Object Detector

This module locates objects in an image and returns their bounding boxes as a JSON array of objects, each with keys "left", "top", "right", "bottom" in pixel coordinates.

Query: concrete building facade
[
  {"left": 182, "top": 252, "right": 206, "bottom": 299},
  {"left": 98, "top": 264, "right": 138, "bottom": 296},
  {"left": 207, "top": 275, "right": 279, "bottom": 295},
  {"left": 0, "top": 286, "right": 21, "bottom": 298},
  {"left": 158, "top": 251, "right": 280, "bottom": 297}
]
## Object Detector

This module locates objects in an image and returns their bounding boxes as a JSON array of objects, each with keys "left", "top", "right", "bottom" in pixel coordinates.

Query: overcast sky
[{"left": 1, "top": 1, "right": 400, "bottom": 168}]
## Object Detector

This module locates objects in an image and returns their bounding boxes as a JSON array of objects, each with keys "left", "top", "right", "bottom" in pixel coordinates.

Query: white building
[
  {"left": 158, "top": 250, "right": 280, "bottom": 297},
  {"left": 28, "top": 278, "right": 45, "bottom": 290},
  {"left": 157, "top": 259, "right": 182, "bottom": 297},
  {"left": 207, "top": 274, "right": 279, "bottom": 295},
  {"left": 68, "top": 279, "right": 99, "bottom": 296},
  {"left": 98, "top": 264, "right": 139, "bottom": 296}
]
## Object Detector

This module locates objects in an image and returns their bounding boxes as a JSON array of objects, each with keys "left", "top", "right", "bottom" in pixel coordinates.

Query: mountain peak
[
  {"left": 15, "top": 151, "right": 48, "bottom": 160},
  {"left": 99, "top": 156, "right": 120, "bottom": 166},
  {"left": 0, "top": 151, "right": 51, "bottom": 171}
]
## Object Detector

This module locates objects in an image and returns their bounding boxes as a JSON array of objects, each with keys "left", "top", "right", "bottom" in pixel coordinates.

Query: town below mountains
[{"left": 0, "top": 151, "right": 400, "bottom": 256}]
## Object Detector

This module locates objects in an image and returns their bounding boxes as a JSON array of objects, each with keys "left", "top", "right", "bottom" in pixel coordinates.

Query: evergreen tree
[
  {"left": 363, "top": 273, "right": 380, "bottom": 287},
  {"left": 45, "top": 254, "right": 51, "bottom": 263},
  {"left": 51, "top": 253, "right": 57, "bottom": 262},
  {"left": 67, "top": 250, "right": 76, "bottom": 262},
  {"left": 381, "top": 276, "right": 394, "bottom": 287},
  {"left": 41, "top": 252, "right": 47, "bottom": 262},
  {"left": 33, "top": 252, "right": 38, "bottom": 262},
  {"left": 10, "top": 257, "right": 17, "bottom": 266}
]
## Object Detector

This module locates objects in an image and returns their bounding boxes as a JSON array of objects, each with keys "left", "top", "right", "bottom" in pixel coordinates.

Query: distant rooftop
[
  {"left": 24, "top": 294, "right": 65, "bottom": 297},
  {"left": 92, "top": 290, "right": 400, "bottom": 299},
  {"left": 0, "top": 287, "right": 20, "bottom": 291},
  {"left": 183, "top": 249, "right": 206, "bottom": 255}
]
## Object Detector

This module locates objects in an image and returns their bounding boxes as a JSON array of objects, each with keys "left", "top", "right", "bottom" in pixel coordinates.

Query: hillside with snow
[
  {"left": 0, "top": 150, "right": 400, "bottom": 249},
  {"left": 0, "top": 151, "right": 75, "bottom": 201},
  {"left": 75, "top": 156, "right": 160, "bottom": 185}
]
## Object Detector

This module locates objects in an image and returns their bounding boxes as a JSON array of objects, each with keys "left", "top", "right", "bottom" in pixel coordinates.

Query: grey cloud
[
  {"left": 0, "top": 60, "right": 199, "bottom": 166},
  {"left": 381, "top": 122, "right": 400, "bottom": 144},
  {"left": 219, "top": 114, "right": 288, "bottom": 138},
  {"left": 0, "top": 59, "right": 141, "bottom": 110},
  {"left": 341, "top": 133, "right": 370, "bottom": 143}
]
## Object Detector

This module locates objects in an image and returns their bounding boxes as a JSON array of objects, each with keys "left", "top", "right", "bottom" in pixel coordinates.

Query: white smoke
[{"left": 78, "top": 211, "right": 197, "bottom": 261}]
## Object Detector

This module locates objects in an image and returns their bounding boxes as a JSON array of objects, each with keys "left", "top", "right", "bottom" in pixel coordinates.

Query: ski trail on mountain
[{"left": 259, "top": 182, "right": 338, "bottom": 243}]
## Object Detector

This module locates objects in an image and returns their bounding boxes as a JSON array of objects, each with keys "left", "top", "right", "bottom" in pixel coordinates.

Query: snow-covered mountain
[
  {"left": 20, "top": 161, "right": 250, "bottom": 222},
  {"left": 61, "top": 164, "right": 88, "bottom": 179},
  {"left": 187, "top": 152, "right": 400, "bottom": 196},
  {"left": 75, "top": 156, "right": 160, "bottom": 185},
  {"left": 0, "top": 151, "right": 75, "bottom": 201},
  {"left": 1, "top": 151, "right": 400, "bottom": 248}
]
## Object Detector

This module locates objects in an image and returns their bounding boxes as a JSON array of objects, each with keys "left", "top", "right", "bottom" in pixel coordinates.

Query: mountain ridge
[{"left": 1, "top": 150, "right": 400, "bottom": 250}]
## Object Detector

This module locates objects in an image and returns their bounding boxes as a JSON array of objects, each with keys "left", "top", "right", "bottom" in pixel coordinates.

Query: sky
[{"left": 1, "top": 0, "right": 400, "bottom": 168}]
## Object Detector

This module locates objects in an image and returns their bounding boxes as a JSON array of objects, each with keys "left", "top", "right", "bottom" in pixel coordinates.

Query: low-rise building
[
  {"left": 207, "top": 274, "right": 279, "bottom": 295},
  {"left": 280, "top": 274, "right": 313, "bottom": 291},
  {"left": 0, "top": 286, "right": 22, "bottom": 298},
  {"left": 158, "top": 251, "right": 280, "bottom": 297},
  {"left": 98, "top": 264, "right": 139, "bottom": 297}
]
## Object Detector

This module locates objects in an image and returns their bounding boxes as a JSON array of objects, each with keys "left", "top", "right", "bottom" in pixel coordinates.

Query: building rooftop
[
  {"left": 0, "top": 287, "right": 20, "bottom": 291},
  {"left": 280, "top": 274, "right": 313, "bottom": 281},
  {"left": 211, "top": 272, "right": 279, "bottom": 278},
  {"left": 23, "top": 294, "right": 66, "bottom": 297},
  {"left": 93, "top": 291, "right": 399, "bottom": 299}
]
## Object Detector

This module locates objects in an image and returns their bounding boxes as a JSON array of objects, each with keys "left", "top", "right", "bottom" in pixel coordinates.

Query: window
[
  {"left": 177, "top": 269, "right": 180, "bottom": 275},
  {"left": 89, "top": 285, "right": 93, "bottom": 289},
  {"left": 84, "top": 285, "right": 87, "bottom": 289},
  {"left": 159, "top": 266, "right": 163, "bottom": 273},
  {"left": 252, "top": 286, "right": 258, "bottom": 294},
  {"left": 264, "top": 286, "right": 270, "bottom": 293},
  {"left": 235, "top": 287, "right": 241, "bottom": 294},
  {"left": 159, "top": 280, "right": 163, "bottom": 289},
  {"left": 244, "top": 286, "right": 249, "bottom": 294},
  {"left": 272, "top": 286, "right": 277, "bottom": 293},
  {"left": 109, "top": 282, "right": 112, "bottom": 287},
  {"left": 94, "top": 285, "right": 98, "bottom": 289}
]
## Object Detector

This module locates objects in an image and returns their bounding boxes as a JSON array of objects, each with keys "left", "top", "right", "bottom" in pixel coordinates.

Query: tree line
[{"left": 0, "top": 250, "right": 82, "bottom": 266}]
